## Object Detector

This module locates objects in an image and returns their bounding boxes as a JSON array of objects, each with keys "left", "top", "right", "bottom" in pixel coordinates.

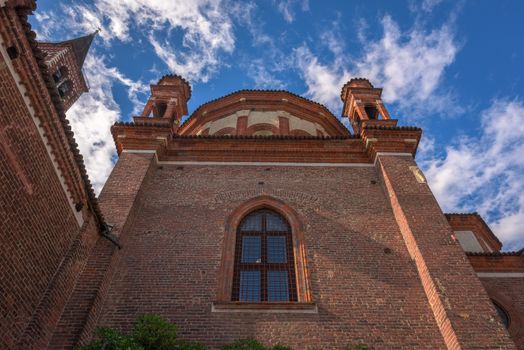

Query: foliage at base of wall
[
  {"left": 219, "top": 339, "right": 292, "bottom": 350},
  {"left": 75, "top": 314, "right": 204, "bottom": 350},
  {"left": 75, "top": 314, "right": 372, "bottom": 350}
]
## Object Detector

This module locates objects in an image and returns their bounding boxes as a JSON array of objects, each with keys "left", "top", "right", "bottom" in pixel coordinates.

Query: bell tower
[
  {"left": 134, "top": 75, "right": 191, "bottom": 133},
  {"left": 37, "top": 31, "right": 97, "bottom": 111},
  {"left": 340, "top": 78, "right": 421, "bottom": 159},
  {"left": 340, "top": 78, "right": 398, "bottom": 134}
]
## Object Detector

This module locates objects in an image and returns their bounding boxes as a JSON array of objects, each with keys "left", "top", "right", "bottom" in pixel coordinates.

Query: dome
[{"left": 178, "top": 90, "right": 349, "bottom": 137}]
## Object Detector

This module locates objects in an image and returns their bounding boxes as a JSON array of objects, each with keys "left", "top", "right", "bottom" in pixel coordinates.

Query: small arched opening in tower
[
  {"left": 57, "top": 80, "right": 72, "bottom": 98},
  {"left": 52, "top": 66, "right": 69, "bottom": 84},
  {"left": 364, "top": 105, "right": 382, "bottom": 120}
]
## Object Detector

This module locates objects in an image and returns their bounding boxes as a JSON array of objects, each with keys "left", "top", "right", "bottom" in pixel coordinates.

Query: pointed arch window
[
  {"left": 492, "top": 300, "right": 510, "bottom": 329},
  {"left": 232, "top": 209, "right": 297, "bottom": 302}
]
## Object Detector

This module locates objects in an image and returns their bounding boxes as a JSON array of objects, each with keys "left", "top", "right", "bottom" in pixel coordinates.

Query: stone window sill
[{"left": 211, "top": 301, "right": 318, "bottom": 313}]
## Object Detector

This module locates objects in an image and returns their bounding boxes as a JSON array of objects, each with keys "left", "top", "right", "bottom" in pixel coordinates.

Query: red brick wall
[
  {"left": 48, "top": 152, "right": 155, "bottom": 349},
  {"left": 93, "top": 160, "right": 448, "bottom": 349},
  {"left": 480, "top": 277, "right": 524, "bottom": 348},
  {"left": 0, "top": 17, "right": 97, "bottom": 350}
]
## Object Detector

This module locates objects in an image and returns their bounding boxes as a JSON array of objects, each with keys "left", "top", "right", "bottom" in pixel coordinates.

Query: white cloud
[
  {"left": 294, "top": 45, "right": 351, "bottom": 112},
  {"left": 230, "top": 2, "right": 291, "bottom": 89},
  {"left": 421, "top": 0, "right": 444, "bottom": 12},
  {"left": 422, "top": 100, "right": 524, "bottom": 251},
  {"left": 408, "top": 0, "right": 444, "bottom": 14},
  {"left": 356, "top": 16, "right": 459, "bottom": 115},
  {"left": 294, "top": 15, "right": 460, "bottom": 116},
  {"left": 50, "top": 0, "right": 235, "bottom": 83},
  {"left": 248, "top": 60, "right": 287, "bottom": 89},
  {"left": 274, "top": 0, "right": 309, "bottom": 23},
  {"left": 66, "top": 54, "right": 147, "bottom": 194},
  {"left": 32, "top": 11, "right": 55, "bottom": 39}
]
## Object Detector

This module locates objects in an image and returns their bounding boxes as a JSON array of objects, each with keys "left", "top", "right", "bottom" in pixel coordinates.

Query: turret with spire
[{"left": 37, "top": 31, "right": 97, "bottom": 111}]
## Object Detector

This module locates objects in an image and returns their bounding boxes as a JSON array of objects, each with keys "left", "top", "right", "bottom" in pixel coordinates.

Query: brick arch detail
[
  {"left": 483, "top": 284, "right": 524, "bottom": 344},
  {"left": 216, "top": 195, "right": 312, "bottom": 303},
  {"left": 214, "top": 127, "right": 236, "bottom": 135},
  {"left": 245, "top": 123, "right": 280, "bottom": 136},
  {"left": 290, "top": 129, "right": 314, "bottom": 136}
]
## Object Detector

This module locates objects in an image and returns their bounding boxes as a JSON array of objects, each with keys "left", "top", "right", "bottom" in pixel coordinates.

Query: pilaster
[{"left": 376, "top": 154, "right": 516, "bottom": 349}]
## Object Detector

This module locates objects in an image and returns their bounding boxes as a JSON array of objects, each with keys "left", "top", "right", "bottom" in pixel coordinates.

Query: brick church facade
[{"left": 1, "top": 1, "right": 523, "bottom": 349}]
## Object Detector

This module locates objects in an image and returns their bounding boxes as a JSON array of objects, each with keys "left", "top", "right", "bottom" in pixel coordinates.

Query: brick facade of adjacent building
[
  {"left": 1, "top": 1, "right": 523, "bottom": 349},
  {"left": 0, "top": 2, "right": 108, "bottom": 349}
]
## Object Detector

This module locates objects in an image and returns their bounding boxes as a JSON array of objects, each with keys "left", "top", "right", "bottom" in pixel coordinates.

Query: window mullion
[
  {"left": 261, "top": 213, "right": 267, "bottom": 301},
  {"left": 232, "top": 231, "right": 243, "bottom": 301},
  {"left": 286, "top": 231, "right": 296, "bottom": 301}
]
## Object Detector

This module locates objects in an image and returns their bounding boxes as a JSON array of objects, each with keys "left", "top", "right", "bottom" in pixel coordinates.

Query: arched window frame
[
  {"left": 483, "top": 285, "right": 523, "bottom": 342},
  {"left": 232, "top": 209, "right": 297, "bottom": 302},
  {"left": 492, "top": 299, "right": 510, "bottom": 329},
  {"left": 57, "top": 79, "right": 72, "bottom": 98},
  {"left": 52, "top": 65, "right": 68, "bottom": 84},
  {"left": 215, "top": 196, "right": 313, "bottom": 310}
]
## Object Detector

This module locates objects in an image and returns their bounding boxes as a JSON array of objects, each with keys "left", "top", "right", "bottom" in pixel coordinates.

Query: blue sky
[{"left": 31, "top": 0, "right": 524, "bottom": 251}]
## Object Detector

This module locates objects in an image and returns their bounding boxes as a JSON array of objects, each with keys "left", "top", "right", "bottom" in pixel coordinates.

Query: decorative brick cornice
[
  {"left": 363, "top": 125, "right": 422, "bottom": 131},
  {"left": 467, "top": 251, "right": 523, "bottom": 257},
  {"left": 360, "top": 125, "right": 422, "bottom": 159},
  {"left": 468, "top": 253, "right": 524, "bottom": 274},
  {"left": 340, "top": 77, "right": 376, "bottom": 100},
  {"left": 4, "top": 0, "right": 35, "bottom": 10},
  {"left": 111, "top": 123, "right": 171, "bottom": 155},
  {"left": 172, "top": 134, "right": 358, "bottom": 140},
  {"left": 158, "top": 74, "right": 191, "bottom": 100}
]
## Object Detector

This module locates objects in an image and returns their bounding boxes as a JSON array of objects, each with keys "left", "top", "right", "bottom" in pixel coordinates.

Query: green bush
[
  {"left": 220, "top": 339, "right": 294, "bottom": 350},
  {"left": 172, "top": 339, "right": 208, "bottom": 350},
  {"left": 271, "top": 345, "right": 293, "bottom": 350},
  {"left": 220, "top": 339, "right": 267, "bottom": 350},
  {"left": 75, "top": 315, "right": 205, "bottom": 350},
  {"left": 132, "top": 314, "right": 178, "bottom": 350},
  {"left": 75, "top": 327, "right": 143, "bottom": 350},
  {"left": 75, "top": 313, "right": 371, "bottom": 350}
]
